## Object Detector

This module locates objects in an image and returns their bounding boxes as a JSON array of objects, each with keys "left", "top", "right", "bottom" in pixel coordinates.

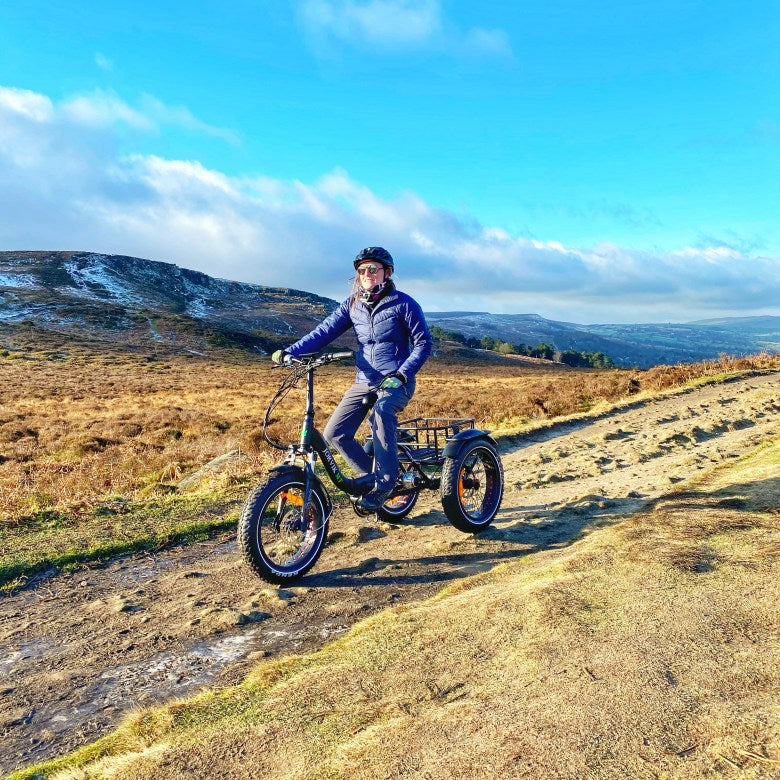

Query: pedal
[{"left": 350, "top": 495, "right": 375, "bottom": 517}]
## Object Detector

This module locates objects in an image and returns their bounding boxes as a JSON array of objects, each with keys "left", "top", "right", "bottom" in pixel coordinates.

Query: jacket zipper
[
  {"left": 364, "top": 293, "right": 397, "bottom": 375},
  {"left": 368, "top": 305, "right": 375, "bottom": 367}
]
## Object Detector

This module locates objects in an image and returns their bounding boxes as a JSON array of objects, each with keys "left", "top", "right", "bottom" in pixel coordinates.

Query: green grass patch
[{"left": 0, "top": 490, "right": 243, "bottom": 592}]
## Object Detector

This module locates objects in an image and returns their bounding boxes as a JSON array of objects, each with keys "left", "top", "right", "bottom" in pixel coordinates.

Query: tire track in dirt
[{"left": 1, "top": 372, "right": 778, "bottom": 775}]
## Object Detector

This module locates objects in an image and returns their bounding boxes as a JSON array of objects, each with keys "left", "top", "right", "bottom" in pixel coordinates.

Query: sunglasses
[{"left": 356, "top": 264, "right": 383, "bottom": 275}]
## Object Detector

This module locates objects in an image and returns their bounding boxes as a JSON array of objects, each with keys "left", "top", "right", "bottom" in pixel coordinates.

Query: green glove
[
  {"left": 379, "top": 374, "right": 404, "bottom": 390},
  {"left": 271, "top": 349, "right": 290, "bottom": 365}
]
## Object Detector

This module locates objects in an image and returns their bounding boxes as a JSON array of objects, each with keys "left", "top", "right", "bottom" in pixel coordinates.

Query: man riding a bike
[{"left": 272, "top": 247, "right": 433, "bottom": 512}]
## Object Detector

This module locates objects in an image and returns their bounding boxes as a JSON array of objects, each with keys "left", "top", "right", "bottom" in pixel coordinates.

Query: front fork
[
  {"left": 277, "top": 432, "right": 374, "bottom": 527},
  {"left": 302, "top": 452, "right": 319, "bottom": 527},
  {"left": 277, "top": 445, "right": 326, "bottom": 530}
]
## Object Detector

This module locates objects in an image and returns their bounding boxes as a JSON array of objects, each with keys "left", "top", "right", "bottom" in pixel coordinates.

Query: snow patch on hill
[
  {"left": 0, "top": 300, "right": 48, "bottom": 322},
  {"left": 62, "top": 255, "right": 144, "bottom": 306},
  {"left": 0, "top": 273, "right": 38, "bottom": 288},
  {"left": 185, "top": 298, "right": 210, "bottom": 318}
]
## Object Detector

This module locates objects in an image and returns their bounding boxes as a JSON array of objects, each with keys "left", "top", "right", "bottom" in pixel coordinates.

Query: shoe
[
  {"left": 357, "top": 489, "right": 392, "bottom": 513},
  {"left": 350, "top": 473, "right": 376, "bottom": 495}
]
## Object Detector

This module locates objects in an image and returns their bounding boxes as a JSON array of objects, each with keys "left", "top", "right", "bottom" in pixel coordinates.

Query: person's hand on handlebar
[
  {"left": 379, "top": 372, "right": 406, "bottom": 390},
  {"left": 271, "top": 349, "right": 292, "bottom": 365}
]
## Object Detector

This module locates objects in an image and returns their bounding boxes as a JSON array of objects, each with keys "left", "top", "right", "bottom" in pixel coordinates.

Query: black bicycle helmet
[{"left": 354, "top": 246, "right": 394, "bottom": 271}]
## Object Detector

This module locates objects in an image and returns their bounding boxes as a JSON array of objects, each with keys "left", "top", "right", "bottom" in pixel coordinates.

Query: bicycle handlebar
[
  {"left": 273, "top": 350, "right": 354, "bottom": 368},
  {"left": 263, "top": 350, "right": 355, "bottom": 450}
]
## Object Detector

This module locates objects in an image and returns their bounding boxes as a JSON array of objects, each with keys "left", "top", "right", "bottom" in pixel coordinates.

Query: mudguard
[
  {"left": 441, "top": 429, "right": 498, "bottom": 459},
  {"left": 268, "top": 464, "right": 333, "bottom": 517},
  {"left": 269, "top": 463, "right": 306, "bottom": 478}
]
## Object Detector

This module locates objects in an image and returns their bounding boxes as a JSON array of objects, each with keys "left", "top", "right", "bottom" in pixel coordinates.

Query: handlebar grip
[{"left": 329, "top": 351, "right": 354, "bottom": 360}]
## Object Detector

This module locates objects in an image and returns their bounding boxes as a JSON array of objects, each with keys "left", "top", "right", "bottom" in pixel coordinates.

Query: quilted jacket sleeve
[{"left": 286, "top": 299, "right": 353, "bottom": 357}]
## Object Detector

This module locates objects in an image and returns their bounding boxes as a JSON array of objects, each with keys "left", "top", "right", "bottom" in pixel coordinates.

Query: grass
[
  {"left": 13, "top": 434, "right": 780, "bottom": 779},
  {"left": 2, "top": 343, "right": 778, "bottom": 589},
  {"left": 0, "top": 490, "right": 243, "bottom": 591}
]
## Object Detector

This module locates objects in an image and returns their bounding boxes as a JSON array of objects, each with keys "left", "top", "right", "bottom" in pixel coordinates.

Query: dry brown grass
[{"left": 2, "top": 350, "right": 778, "bottom": 524}]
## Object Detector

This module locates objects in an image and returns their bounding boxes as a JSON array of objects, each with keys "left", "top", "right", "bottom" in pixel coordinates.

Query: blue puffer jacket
[{"left": 286, "top": 282, "right": 432, "bottom": 386}]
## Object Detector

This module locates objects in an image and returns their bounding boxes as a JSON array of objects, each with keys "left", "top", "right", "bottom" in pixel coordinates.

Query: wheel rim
[
  {"left": 379, "top": 464, "right": 419, "bottom": 517},
  {"left": 457, "top": 447, "right": 500, "bottom": 522},
  {"left": 382, "top": 491, "right": 416, "bottom": 515},
  {"left": 385, "top": 493, "right": 412, "bottom": 509},
  {"left": 258, "top": 484, "right": 323, "bottom": 570}
]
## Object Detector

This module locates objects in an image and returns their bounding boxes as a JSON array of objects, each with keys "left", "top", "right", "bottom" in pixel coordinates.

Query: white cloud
[
  {"left": 94, "top": 52, "right": 114, "bottom": 71},
  {"left": 0, "top": 85, "right": 778, "bottom": 323},
  {"left": 63, "top": 90, "right": 155, "bottom": 130},
  {"left": 0, "top": 86, "right": 53, "bottom": 122},
  {"left": 300, "top": 0, "right": 441, "bottom": 47},
  {"left": 31, "top": 87, "right": 238, "bottom": 141},
  {"left": 298, "top": 0, "right": 512, "bottom": 58},
  {"left": 138, "top": 95, "right": 241, "bottom": 144}
]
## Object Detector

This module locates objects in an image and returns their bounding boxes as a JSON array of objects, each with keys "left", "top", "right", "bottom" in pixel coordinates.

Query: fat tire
[
  {"left": 440, "top": 439, "right": 504, "bottom": 533},
  {"left": 378, "top": 489, "right": 420, "bottom": 522},
  {"left": 238, "top": 472, "right": 329, "bottom": 584}
]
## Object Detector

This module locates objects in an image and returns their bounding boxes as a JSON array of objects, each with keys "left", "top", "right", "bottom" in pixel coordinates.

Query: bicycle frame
[
  {"left": 266, "top": 352, "right": 495, "bottom": 520},
  {"left": 268, "top": 354, "right": 374, "bottom": 517}
]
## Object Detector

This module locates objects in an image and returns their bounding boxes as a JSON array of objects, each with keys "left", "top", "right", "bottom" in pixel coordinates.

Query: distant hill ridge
[
  {"left": 1, "top": 251, "right": 778, "bottom": 366},
  {"left": 425, "top": 310, "right": 780, "bottom": 368},
  {"left": 0, "top": 250, "right": 340, "bottom": 355}
]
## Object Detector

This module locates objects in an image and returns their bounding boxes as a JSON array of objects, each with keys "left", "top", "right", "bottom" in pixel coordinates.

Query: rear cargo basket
[{"left": 386, "top": 417, "right": 475, "bottom": 464}]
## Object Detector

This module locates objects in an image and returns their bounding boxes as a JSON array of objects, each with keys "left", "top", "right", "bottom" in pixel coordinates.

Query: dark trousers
[{"left": 323, "top": 381, "right": 414, "bottom": 492}]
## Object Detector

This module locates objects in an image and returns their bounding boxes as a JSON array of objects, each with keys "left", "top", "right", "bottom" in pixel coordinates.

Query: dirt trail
[{"left": 1, "top": 372, "right": 778, "bottom": 776}]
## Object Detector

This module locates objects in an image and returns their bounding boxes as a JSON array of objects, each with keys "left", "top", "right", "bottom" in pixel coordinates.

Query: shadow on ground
[
  {"left": 649, "top": 477, "right": 780, "bottom": 513},
  {"left": 305, "top": 493, "right": 647, "bottom": 589}
]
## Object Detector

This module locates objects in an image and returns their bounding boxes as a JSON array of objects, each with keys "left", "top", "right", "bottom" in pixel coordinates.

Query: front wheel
[
  {"left": 440, "top": 439, "right": 504, "bottom": 533},
  {"left": 238, "top": 473, "right": 329, "bottom": 584}
]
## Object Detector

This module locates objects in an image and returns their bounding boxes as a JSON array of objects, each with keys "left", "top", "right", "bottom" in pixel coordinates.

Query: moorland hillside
[
  {"left": 3, "top": 250, "right": 779, "bottom": 366},
  {"left": 2, "top": 347, "right": 779, "bottom": 777}
]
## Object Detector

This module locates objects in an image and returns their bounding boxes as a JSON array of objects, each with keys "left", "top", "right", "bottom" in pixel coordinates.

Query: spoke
[
  {"left": 260, "top": 486, "right": 321, "bottom": 567},
  {"left": 459, "top": 452, "right": 491, "bottom": 518}
]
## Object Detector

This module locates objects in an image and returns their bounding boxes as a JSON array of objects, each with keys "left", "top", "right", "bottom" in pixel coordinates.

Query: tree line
[{"left": 429, "top": 326, "right": 615, "bottom": 368}]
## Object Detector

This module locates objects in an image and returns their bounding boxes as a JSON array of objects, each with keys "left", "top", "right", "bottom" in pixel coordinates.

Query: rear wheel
[
  {"left": 238, "top": 473, "right": 329, "bottom": 584},
  {"left": 378, "top": 488, "right": 419, "bottom": 522},
  {"left": 440, "top": 439, "right": 504, "bottom": 533},
  {"left": 378, "top": 462, "right": 420, "bottom": 521}
]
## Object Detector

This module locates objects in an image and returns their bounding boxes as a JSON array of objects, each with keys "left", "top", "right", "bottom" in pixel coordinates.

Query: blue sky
[{"left": 1, "top": 0, "right": 778, "bottom": 322}]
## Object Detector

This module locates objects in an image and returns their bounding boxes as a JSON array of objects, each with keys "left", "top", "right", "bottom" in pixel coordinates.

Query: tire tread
[
  {"left": 440, "top": 440, "right": 504, "bottom": 533},
  {"left": 237, "top": 473, "right": 328, "bottom": 584}
]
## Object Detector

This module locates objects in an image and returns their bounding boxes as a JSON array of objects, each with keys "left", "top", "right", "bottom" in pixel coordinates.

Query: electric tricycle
[{"left": 238, "top": 351, "right": 504, "bottom": 584}]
